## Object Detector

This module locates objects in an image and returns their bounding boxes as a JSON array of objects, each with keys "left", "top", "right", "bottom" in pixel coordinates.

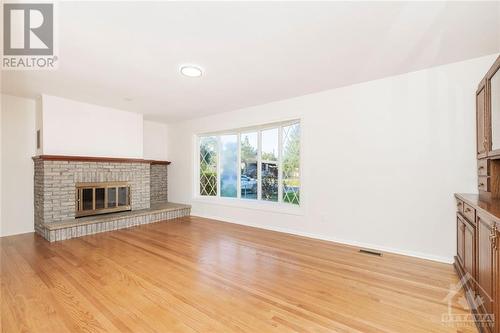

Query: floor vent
[{"left": 359, "top": 249, "right": 382, "bottom": 256}]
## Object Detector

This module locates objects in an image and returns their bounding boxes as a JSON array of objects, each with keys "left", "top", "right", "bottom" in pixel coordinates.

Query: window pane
[
  {"left": 240, "top": 132, "right": 258, "bottom": 199},
  {"left": 82, "top": 188, "right": 93, "bottom": 210},
  {"left": 220, "top": 135, "right": 237, "bottom": 198},
  {"left": 108, "top": 187, "right": 117, "bottom": 207},
  {"left": 261, "top": 128, "right": 278, "bottom": 161},
  {"left": 200, "top": 136, "right": 218, "bottom": 196},
  {"left": 261, "top": 128, "right": 278, "bottom": 202},
  {"left": 282, "top": 123, "right": 300, "bottom": 205},
  {"left": 95, "top": 188, "right": 105, "bottom": 209},
  {"left": 118, "top": 187, "right": 128, "bottom": 206}
]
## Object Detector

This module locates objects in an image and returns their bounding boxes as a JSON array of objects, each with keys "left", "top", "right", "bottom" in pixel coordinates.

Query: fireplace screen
[{"left": 76, "top": 182, "right": 131, "bottom": 217}]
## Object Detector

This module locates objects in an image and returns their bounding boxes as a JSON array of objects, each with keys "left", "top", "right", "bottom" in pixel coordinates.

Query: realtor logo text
[{"left": 2, "top": 2, "right": 58, "bottom": 70}]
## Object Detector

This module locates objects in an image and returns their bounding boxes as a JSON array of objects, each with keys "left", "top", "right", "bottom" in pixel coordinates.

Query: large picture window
[{"left": 197, "top": 120, "right": 300, "bottom": 205}]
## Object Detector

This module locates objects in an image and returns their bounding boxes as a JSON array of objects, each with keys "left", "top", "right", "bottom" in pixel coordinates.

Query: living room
[{"left": 1, "top": 2, "right": 499, "bottom": 332}]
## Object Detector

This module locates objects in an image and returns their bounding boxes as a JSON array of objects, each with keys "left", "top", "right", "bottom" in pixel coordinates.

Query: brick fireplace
[{"left": 33, "top": 155, "right": 189, "bottom": 242}]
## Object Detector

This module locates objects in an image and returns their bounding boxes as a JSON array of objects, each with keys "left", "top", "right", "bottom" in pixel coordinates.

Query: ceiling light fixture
[{"left": 180, "top": 65, "right": 203, "bottom": 78}]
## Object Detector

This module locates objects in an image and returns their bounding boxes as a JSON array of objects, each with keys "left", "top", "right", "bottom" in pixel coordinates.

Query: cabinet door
[
  {"left": 464, "top": 219, "right": 476, "bottom": 278},
  {"left": 495, "top": 226, "right": 499, "bottom": 333},
  {"left": 457, "top": 216, "right": 465, "bottom": 267},
  {"left": 477, "top": 85, "right": 488, "bottom": 158},
  {"left": 493, "top": 227, "right": 500, "bottom": 333},
  {"left": 487, "top": 56, "right": 500, "bottom": 157},
  {"left": 477, "top": 214, "right": 495, "bottom": 318}
]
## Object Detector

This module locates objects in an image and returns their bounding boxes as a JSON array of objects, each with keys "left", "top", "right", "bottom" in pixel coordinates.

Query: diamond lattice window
[
  {"left": 199, "top": 136, "right": 218, "bottom": 196},
  {"left": 282, "top": 123, "right": 300, "bottom": 205}
]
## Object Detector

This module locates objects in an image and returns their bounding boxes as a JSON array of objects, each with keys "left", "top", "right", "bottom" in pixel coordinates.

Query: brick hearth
[{"left": 32, "top": 155, "right": 190, "bottom": 241}]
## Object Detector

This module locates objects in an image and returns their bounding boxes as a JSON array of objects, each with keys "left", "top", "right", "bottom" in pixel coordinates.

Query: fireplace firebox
[{"left": 76, "top": 182, "right": 131, "bottom": 217}]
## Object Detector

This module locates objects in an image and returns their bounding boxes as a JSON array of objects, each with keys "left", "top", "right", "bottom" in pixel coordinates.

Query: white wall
[
  {"left": 0, "top": 94, "right": 170, "bottom": 237},
  {"left": 167, "top": 54, "right": 499, "bottom": 263},
  {"left": 41, "top": 95, "right": 144, "bottom": 158},
  {"left": 143, "top": 120, "right": 168, "bottom": 160},
  {"left": 35, "top": 96, "right": 43, "bottom": 155},
  {"left": 1, "top": 94, "right": 36, "bottom": 236},
  {"left": 0, "top": 95, "right": 2, "bottom": 234}
]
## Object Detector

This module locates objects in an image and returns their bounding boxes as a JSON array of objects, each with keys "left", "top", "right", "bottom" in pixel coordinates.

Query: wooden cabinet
[
  {"left": 477, "top": 213, "right": 497, "bottom": 322},
  {"left": 479, "top": 159, "right": 490, "bottom": 176},
  {"left": 464, "top": 218, "right": 476, "bottom": 278},
  {"left": 476, "top": 56, "right": 500, "bottom": 199},
  {"left": 455, "top": 56, "right": 500, "bottom": 333},
  {"left": 457, "top": 215, "right": 466, "bottom": 266},
  {"left": 487, "top": 56, "right": 500, "bottom": 158},
  {"left": 457, "top": 214, "right": 476, "bottom": 278},
  {"left": 464, "top": 202, "right": 476, "bottom": 223},
  {"left": 455, "top": 196, "right": 499, "bottom": 333},
  {"left": 477, "top": 56, "right": 500, "bottom": 160},
  {"left": 479, "top": 176, "right": 491, "bottom": 192},
  {"left": 478, "top": 82, "right": 488, "bottom": 158},
  {"left": 497, "top": 232, "right": 500, "bottom": 333}
]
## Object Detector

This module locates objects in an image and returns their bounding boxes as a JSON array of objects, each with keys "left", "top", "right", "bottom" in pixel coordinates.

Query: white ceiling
[{"left": 2, "top": 1, "right": 499, "bottom": 123}]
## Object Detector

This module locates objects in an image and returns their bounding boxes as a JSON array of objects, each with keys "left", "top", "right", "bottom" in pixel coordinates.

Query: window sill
[{"left": 192, "top": 196, "right": 304, "bottom": 216}]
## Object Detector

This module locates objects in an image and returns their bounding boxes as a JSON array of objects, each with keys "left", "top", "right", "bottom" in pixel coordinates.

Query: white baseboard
[
  {"left": 191, "top": 213, "right": 454, "bottom": 264},
  {"left": 0, "top": 228, "right": 35, "bottom": 238}
]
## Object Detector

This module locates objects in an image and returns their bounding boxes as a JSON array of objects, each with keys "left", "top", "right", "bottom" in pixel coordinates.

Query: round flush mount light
[{"left": 180, "top": 65, "right": 203, "bottom": 78}]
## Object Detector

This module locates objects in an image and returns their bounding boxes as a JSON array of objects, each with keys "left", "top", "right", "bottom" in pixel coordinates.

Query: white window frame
[{"left": 195, "top": 119, "right": 302, "bottom": 214}]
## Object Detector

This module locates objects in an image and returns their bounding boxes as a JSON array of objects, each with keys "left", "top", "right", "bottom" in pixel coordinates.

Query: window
[
  {"left": 282, "top": 123, "right": 300, "bottom": 204},
  {"left": 198, "top": 120, "right": 300, "bottom": 205},
  {"left": 240, "top": 132, "right": 258, "bottom": 199},
  {"left": 220, "top": 135, "right": 238, "bottom": 198},
  {"left": 261, "top": 128, "right": 278, "bottom": 202},
  {"left": 199, "top": 136, "right": 218, "bottom": 196}
]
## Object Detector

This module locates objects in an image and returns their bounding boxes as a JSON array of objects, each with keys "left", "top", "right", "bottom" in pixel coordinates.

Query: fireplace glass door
[{"left": 76, "top": 182, "right": 131, "bottom": 217}]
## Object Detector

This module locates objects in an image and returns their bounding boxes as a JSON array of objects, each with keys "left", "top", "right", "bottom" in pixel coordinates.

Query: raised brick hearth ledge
[{"left": 36, "top": 202, "right": 191, "bottom": 242}]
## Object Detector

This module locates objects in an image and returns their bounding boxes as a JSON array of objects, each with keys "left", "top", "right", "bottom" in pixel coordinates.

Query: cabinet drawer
[
  {"left": 477, "top": 159, "right": 489, "bottom": 176},
  {"left": 456, "top": 199, "right": 464, "bottom": 214},
  {"left": 463, "top": 203, "right": 476, "bottom": 223},
  {"left": 478, "top": 176, "right": 490, "bottom": 192}
]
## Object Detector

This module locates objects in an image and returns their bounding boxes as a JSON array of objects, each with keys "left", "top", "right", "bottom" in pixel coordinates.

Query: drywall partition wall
[
  {"left": 1, "top": 94, "right": 36, "bottom": 236},
  {"left": 167, "top": 54, "right": 499, "bottom": 263},
  {"left": 0, "top": 95, "right": 2, "bottom": 234},
  {"left": 41, "top": 95, "right": 144, "bottom": 158},
  {"left": 143, "top": 120, "right": 168, "bottom": 160}
]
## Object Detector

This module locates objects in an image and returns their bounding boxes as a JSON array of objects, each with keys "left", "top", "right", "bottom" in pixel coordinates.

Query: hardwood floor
[{"left": 1, "top": 216, "right": 477, "bottom": 333}]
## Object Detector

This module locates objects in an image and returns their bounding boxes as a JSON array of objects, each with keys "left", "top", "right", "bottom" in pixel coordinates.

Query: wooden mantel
[{"left": 32, "top": 155, "right": 171, "bottom": 165}]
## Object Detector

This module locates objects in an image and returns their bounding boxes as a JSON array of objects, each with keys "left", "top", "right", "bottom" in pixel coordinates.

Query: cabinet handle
[
  {"left": 479, "top": 183, "right": 485, "bottom": 187},
  {"left": 491, "top": 226, "right": 498, "bottom": 249},
  {"left": 465, "top": 208, "right": 471, "bottom": 212},
  {"left": 478, "top": 166, "right": 485, "bottom": 169}
]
